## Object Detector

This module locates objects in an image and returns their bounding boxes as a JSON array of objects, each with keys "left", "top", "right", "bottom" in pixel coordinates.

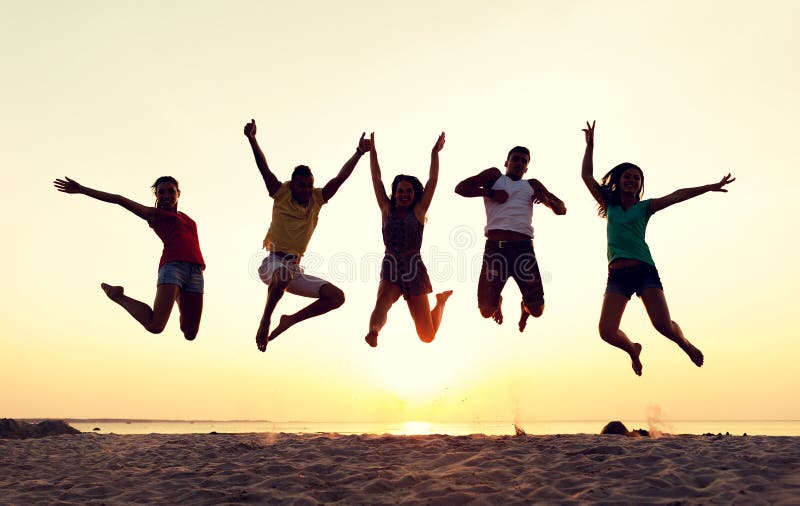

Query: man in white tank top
[{"left": 455, "top": 146, "right": 566, "bottom": 331}]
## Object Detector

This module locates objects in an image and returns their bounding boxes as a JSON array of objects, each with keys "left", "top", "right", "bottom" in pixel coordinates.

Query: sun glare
[{"left": 402, "top": 421, "right": 432, "bottom": 435}]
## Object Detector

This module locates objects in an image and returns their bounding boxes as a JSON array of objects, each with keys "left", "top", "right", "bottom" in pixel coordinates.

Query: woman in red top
[{"left": 54, "top": 176, "right": 205, "bottom": 340}]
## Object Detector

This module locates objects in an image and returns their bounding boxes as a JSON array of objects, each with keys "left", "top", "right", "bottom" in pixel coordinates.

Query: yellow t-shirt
[{"left": 263, "top": 182, "right": 326, "bottom": 256}]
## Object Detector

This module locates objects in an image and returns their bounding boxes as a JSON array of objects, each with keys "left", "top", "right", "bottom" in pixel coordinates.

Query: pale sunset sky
[{"left": 1, "top": 0, "right": 798, "bottom": 423}]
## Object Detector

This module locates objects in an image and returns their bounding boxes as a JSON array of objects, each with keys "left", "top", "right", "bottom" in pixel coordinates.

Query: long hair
[
  {"left": 389, "top": 174, "right": 424, "bottom": 211},
  {"left": 597, "top": 162, "right": 644, "bottom": 217}
]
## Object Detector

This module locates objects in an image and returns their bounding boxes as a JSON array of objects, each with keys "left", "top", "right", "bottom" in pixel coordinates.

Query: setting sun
[{"left": 402, "top": 421, "right": 433, "bottom": 435}]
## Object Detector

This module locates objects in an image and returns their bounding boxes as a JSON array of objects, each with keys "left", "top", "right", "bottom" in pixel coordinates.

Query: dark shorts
[
  {"left": 380, "top": 253, "right": 432, "bottom": 300},
  {"left": 478, "top": 240, "right": 544, "bottom": 309},
  {"left": 605, "top": 262, "right": 663, "bottom": 299}
]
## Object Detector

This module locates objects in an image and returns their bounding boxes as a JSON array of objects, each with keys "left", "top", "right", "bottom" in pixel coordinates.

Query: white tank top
[{"left": 483, "top": 175, "right": 534, "bottom": 237}]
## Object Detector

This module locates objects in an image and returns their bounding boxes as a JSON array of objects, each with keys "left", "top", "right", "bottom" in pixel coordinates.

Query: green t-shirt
[{"left": 606, "top": 199, "right": 655, "bottom": 266}]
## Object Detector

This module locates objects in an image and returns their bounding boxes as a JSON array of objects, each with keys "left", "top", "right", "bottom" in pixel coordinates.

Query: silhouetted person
[
  {"left": 244, "top": 119, "right": 370, "bottom": 351},
  {"left": 581, "top": 120, "right": 735, "bottom": 375},
  {"left": 53, "top": 176, "right": 205, "bottom": 340},
  {"left": 364, "top": 132, "right": 452, "bottom": 348},
  {"left": 455, "top": 146, "right": 566, "bottom": 331}
]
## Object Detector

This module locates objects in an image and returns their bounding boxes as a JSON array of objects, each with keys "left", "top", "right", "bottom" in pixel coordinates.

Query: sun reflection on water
[{"left": 402, "top": 421, "right": 432, "bottom": 435}]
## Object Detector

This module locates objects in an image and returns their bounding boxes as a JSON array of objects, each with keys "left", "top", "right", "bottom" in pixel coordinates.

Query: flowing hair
[{"left": 597, "top": 163, "right": 644, "bottom": 217}]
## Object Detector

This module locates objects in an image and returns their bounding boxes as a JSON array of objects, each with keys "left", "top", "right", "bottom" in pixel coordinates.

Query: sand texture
[{"left": 2, "top": 432, "right": 799, "bottom": 504}]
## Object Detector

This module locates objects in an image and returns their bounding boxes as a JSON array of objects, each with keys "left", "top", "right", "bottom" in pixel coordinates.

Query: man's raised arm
[
  {"left": 244, "top": 119, "right": 281, "bottom": 196},
  {"left": 321, "top": 133, "right": 371, "bottom": 202}
]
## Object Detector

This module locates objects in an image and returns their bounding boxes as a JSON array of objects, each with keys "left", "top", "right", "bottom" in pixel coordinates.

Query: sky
[{"left": 1, "top": 0, "right": 798, "bottom": 423}]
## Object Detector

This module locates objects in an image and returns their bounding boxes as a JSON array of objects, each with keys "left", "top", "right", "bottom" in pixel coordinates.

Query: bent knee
[
  {"left": 525, "top": 303, "right": 544, "bottom": 318},
  {"left": 323, "top": 286, "right": 346, "bottom": 308},
  {"left": 182, "top": 328, "right": 199, "bottom": 341},
  {"left": 653, "top": 322, "right": 673, "bottom": 336},
  {"left": 146, "top": 322, "right": 167, "bottom": 334},
  {"left": 417, "top": 329, "right": 435, "bottom": 343},
  {"left": 598, "top": 326, "right": 617, "bottom": 342},
  {"left": 479, "top": 306, "right": 497, "bottom": 318}
]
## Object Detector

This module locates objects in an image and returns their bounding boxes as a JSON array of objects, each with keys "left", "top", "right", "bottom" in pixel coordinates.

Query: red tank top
[{"left": 148, "top": 209, "right": 205, "bottom": 269}]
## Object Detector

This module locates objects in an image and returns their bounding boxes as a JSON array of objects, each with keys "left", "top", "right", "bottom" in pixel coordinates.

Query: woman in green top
[{"left": 581, "top": 121, "right": 735, "bottom": 376}]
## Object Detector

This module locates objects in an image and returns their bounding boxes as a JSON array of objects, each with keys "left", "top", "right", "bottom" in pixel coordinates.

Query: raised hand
[
  {"left": 358, "top": 132, "right": 371, "bottom": 153},
  {"left": 710, "top": 173, "right": 736, "bottom": 192},
  {"left": 244, "top": 119, "right": 257, "bottom": 139},
  {"left": 432, "top": 132, "right": 446, "bottom": 153},
  {"left": 582, "top": 120, "right": 595, "bottom": 146},
  {"left": 53, "top": 177, "right": 84, "bottom": 194}
]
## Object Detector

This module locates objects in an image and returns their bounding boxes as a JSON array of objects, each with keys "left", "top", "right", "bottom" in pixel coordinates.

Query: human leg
[
  {"left": 640, "top": 288, "right": 703, "bottom": 367},
  {"left": 511, "top": 245, "right": 544, "bottom": 332},
  {"left": 268, "top": 281, "right": 346, "bottom": 341},
  {"left": 478, "top": 244, "right": 508, "bottom": 324},
  {"left": 365, "top": 281, "right": 402, "bottom": 347},
  {"left": 431, "top": 290, "right": 453, "bottom": 333},
  {"left": 405, "top": 289, "right": 454, "bottom": 343},
  {"left": 256, "top": 256, "right": 294, "bottom": 352},
  {"left": 256, "top": 267, "right": 292, "bottom": 351},
  {"left": 176, "top": 290, "right": 203, "bottom": 341},
  {"left": 598, "top": 293, "right": 643, "bottom": 376},
  {"left": 175, "top": 263, "right": 204, "bottom": 341},
  {"left": 101, "top": 282, "right": 179, "bottom": 334}
]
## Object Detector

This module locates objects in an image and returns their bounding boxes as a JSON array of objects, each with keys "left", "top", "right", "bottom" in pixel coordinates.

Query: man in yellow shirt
[{"left": 244, "top": 119, "right": 371, "bottom": 351}]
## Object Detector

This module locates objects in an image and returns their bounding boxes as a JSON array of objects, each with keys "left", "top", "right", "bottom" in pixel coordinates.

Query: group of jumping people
[{"left": 53, "top": 120, "right": 734, "bottom": 376}]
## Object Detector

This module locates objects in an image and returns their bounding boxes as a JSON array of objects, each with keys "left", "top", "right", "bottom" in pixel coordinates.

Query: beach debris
[
  {"left": 0, "top": 419, "right": 81, "bottom": 439},
  {"left": 600, "top": 421, "right": 650, "bottom": 437}
]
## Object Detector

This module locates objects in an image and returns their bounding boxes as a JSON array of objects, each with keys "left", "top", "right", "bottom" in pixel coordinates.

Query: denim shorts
[
  {"left": 605, "top": 262, "right": 662, "bottom": 299},
  {"left": 157, "top": 261, "right": 204, "bottom": 293}
]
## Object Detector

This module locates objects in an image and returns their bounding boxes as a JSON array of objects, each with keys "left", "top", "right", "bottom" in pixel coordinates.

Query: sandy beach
[{"left": 1, "top": 432, "right": 799, "bottom": 504}]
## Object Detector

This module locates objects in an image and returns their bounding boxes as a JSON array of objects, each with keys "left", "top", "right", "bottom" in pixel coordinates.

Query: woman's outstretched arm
[
  {"left": 417, "top": 132, "right": 445, "bottom": 214},
  {"left": 649, "top": 173, "right": 736, "bottom": 213},
  {"left": 53, "top": 177, "right": 155, "bottom": 221},
  {"left": 581, "top": 120, "right": 605, "bottom": 208},
  {"left": 365, "top": 132, "right": 389, "bottom": 216}
]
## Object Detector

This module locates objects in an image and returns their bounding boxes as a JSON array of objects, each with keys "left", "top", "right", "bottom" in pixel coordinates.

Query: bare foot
[
  {"left": 365, "top": 331, "right": 378, "bottom": 348},
  {"left": 255, "top": 320, "right": 269, "bottom": 352},
  {"left": 492, "top": 296, "right": 503, "bottom": 325},
  {"left": 631, "top": 342, "right": 643, "bottom": 376},
  {"left": 682, "top": 342, "right": 704, "bottom": 367},
  {"left": 100, "top": 283, "right": 123, "bottom": 302},
  {"left": 436, "top": 290, "right": 453, "bottom": 304},
  {"left": 268, "top": 315, "right": 294, "bottom": 342},
  {"left": 518, "top": 301, "right": 530, "bottom": 332}
]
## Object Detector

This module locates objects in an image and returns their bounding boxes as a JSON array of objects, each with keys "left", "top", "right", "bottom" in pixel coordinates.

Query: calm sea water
[{"left": 65, "top": 420, "right": 800, "bottom": 436}]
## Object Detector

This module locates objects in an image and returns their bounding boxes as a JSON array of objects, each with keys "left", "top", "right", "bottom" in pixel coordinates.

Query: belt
[
  {"left": 271, "top": 251, "right": 300, "bottom": 261},
  {"left": 486, "top": 239, "right": 533, "bottom": 249}
]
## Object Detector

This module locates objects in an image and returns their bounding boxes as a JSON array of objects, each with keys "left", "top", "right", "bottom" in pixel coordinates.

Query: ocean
[{"left": 62, "top": 419, "right": 800, "bottom": 436}]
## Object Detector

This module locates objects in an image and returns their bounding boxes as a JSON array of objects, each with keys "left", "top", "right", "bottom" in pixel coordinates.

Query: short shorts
[
  {"left": 258, "top": 253, "right": 329, "bottom": 298},
  {"left": 157, "top": 261, "right": 205, "bottom": 293},
  {"left": 604, "top": 262, "right": 663, "bottom": 299}
]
